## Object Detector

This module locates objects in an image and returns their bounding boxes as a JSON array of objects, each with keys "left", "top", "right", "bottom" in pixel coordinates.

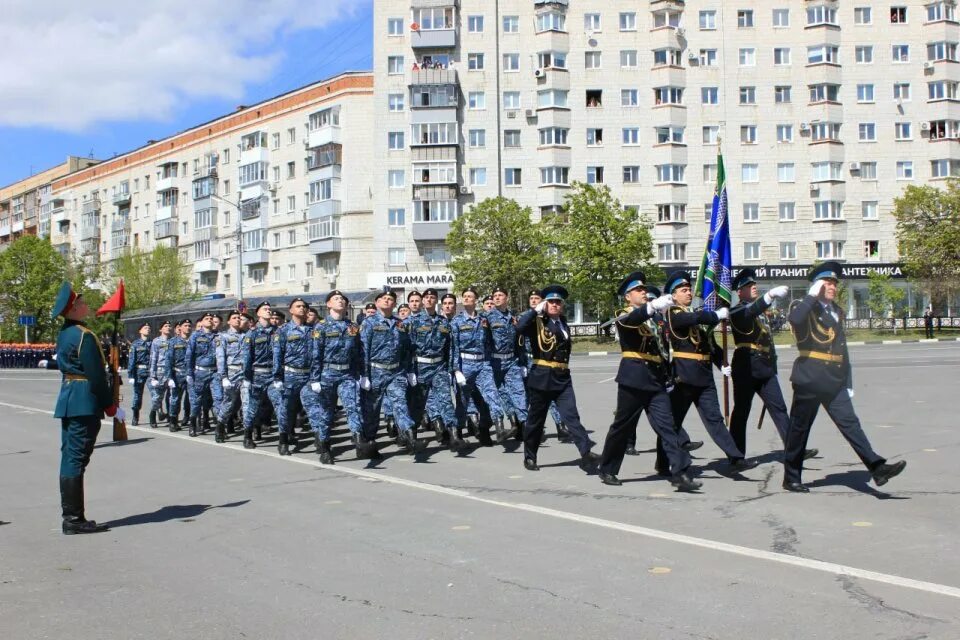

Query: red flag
[{"left": 96, "top": 280, "right": 126, "bottom": 316}]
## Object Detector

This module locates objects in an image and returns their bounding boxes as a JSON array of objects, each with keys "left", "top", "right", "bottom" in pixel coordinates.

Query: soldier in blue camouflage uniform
[
  {"left": 163, "top": 319, "right": 191, "bottom": 431},
  {"left": 215, "top": 310, "right": 245, "bottom": 443},
  {"left": 360, "top": 289, "right": 424, "bottom": 455},
  {"left": 487, "top": 287, "right": 527, "bottom": 440},
  {"left": 147, "top": 320, "right": 172, "bottom": 428},
  {"left": 451, "top": 287, "right": 508, "bottom": 444},
  {"left": 524, "top": 289, "right": 570, "bottom": 442},
  {"left": 301, "top": 290, "right": 365, "bottom": 464},
  {"left": 405, "top": 288, "right": 463, "bottom": 452},
  {"left": 272, "top": 298, "right": 312, "bottom": 456},
  {"left": 126, "top": 323, "right": 152, "bottom": 426},
  {"left": 186, "top": 312, "right": 218, "bottom": 437},
  {"left": 241, "top": 302, "right": 279, "bottom": 449}
]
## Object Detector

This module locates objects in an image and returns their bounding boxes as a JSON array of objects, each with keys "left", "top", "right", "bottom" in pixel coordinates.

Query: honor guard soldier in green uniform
[
  {"left": 41, "top": 282, "right": 125, "bottom": 534},
  {"left": 782, "top": 262, "right": 906, "bottom": 492}
]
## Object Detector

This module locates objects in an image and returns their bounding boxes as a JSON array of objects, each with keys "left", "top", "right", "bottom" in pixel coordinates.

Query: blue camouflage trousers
[
  {"left": 243, "top": 371, "right": 281, "bottom": 430},
  {"left": 168, "top": 369, "right": 190, "bottom": 419},
  {"left": 457, "top": 359, "right": 503, "bottom": 424},
  {"left": 130, "top": 368, "right": 149, "bottom": 412},
  {"left": 363, "top": 366, "right": 414, "bottom": 439},
  {"left": 218, "top": 368, "right": 245, "bottom": 424},
  {"left": 492, "top": 356, "right": 528, "bottom": 421},
  {"left": 414, "top": 362, "right": 457, "bottom": 428},
  {"left": 278, "top": 372, "right": 309, "bottom": 435},
  {"left": 301, "top": 371, "right": 363, "bottom": 441},
  {"left": 149, "top": 376, "right": 169, "bottom": 414},
  {"left": 189, "top": 368, "right": 216, "bottom": 421}
]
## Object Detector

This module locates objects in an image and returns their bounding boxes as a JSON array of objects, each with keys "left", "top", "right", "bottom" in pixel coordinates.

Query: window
[
  {"left": 468, "top": 129, "right": 486, "bottom": 148},
  {"left": 424, "top": 246, "right": 451, "bottom": 265},
  {"left": 741, "top": 164, "right": 759, "bottom": 183},
  {"left": 504, "top": 129, "right": 521, "bottom": 147},
  {"left": 816, "top": 240, "right": 844, "bottom": 259},
  {"left": 811, "top": 122, "right": 842, "bottom": 142},
  {"left": 467, "top": 53, "right": 485, "bottom": 70},
  {"left": 860, "top": 162, "right": 878, "bottom": 180},
  {"left": 503, "top": 15, "right": 519, "bottom": 33},
  {"left": 738, "top": 10, "right": 754, "bottom": 27},
  {"left": 775, "top": 85, "right": 792, "bottom": 103},
  {"left": 854, "top": 7, "right": 872, "bottom": 24},
  {"left": 655, "top": 127, "right": 684, "bottom": 144},
  {"left": 811, "top": 161, "right": 844, "bottom": 181},
  {"left": 585, "top": 51, "right": 602, "bottom": 69},
  {"left": 895, "top": 122, "right": 912, "bottom": 140},
  {"left": 779, "top": 202, "right": 796, "bottom": 221},
  {"left": 781, "top": 242, "right": 797, "bottom": 260},
  {"left": 412, "top": 7, "right": 454, "bottom": 30},
  {"left": 620, "top": 50, "right": 639, "bottom": 68},
  {"left": 653, "top": 49, "right": 683, "bottom": 67},
  {"left": 387, "top": 56, "right": 404, "bottom": 74},
  {"left": 467, "top": 15, "right": 484, "bottom": 32},
  {"left": 287, "top": 195, "right": 296, "bottom": 212},
  {"left": 928, "top": 2, "right": 957, "bottom": 22},
  {"left": 539, "top": 127, "right": 569, "bottom": 146},
  {"left": 657, "top": 204, "right": 686, "bottom": 223},
  {"left": 699, "top": 49, "right": 718, "bottom": 66},
  {"left": 220, "top": 150, "right": 229, "bottom": 165},
  {"left": 654, "top": 87, "right": 683, "bottom": 105},
  {"left": 387, "top": 18, "right": 403, "bottom": 35},
  {"left": 739, "top": 86, "right": 756, "bottom": 104},
  {"left": 744, "top": 242, "right": 761, "bottom": 261},
  {"left": 270, "top": 132, "right": 280, "bottom": 149},
  {"left": 537, "top": 51, "right": 567, "bottom": 69},
  {"left": 502, "top": 53, "right": 519, "bottom": 71},
  {"left": 503, "top": 91, "right": 521, "bottom": 109},
  {"left": 586, "top": 128, "right": 604, "bottom": 146},
  {"left": 412, "top": 122, "right": 458, "bottom": 145},
  {"left": 505, "top": 168, "right": 522, "bottom": 186},
  {"left": 743, "top": 203, "right": 760, "bottom": 222},
  {"left": 894, "top": 83, "right": 911, "bottom": 101},
  {"left": 656, "top": 164, "right": 686, "bottom": 183},
  {"left": 777, "top": 163, "right": 795, "bottom": 182},
  {"left": 700, "top": 11, "right": 717, "bottom": 30},
  {"left": 623, "top": 166, "right": 640, "bottom": 183},
  {"left": 272, "top": 165, "right": 281, "bottom": 182},
  {"left": 468, "top": 91, "right": 486, "bottom": 109},
  {"left": 739, "top": 48, "right": 756, "bottom": 66},
  {"left": 620, "top": 12, "right": 637, "bottom": 31},
  {"left": 536, "top": 12, "right": 565, "bottom": 33},
  {"left": 928, "top": 41, "right": 959, "bottom": 62},
  {"left": 469, "top": 168, "right": 487, "bottom": 186},
  {"left": 243, "top": 229, "right": 267, "bottom": 251},
  {"left": 891, "top": 7, "right": 907, "bottom": 23},
  {"left": 702, "top": 126, "right": 719, "bottom": 144},
  {"left": 930, "top": 159, "right": 959, "bottom": 178},
  {"left": 584, "top": 13, "right": 601, "bottom": 31},
  {"left": 658, "top": 243, "right": 687, "bottom": 262},
  {"left": 928, "top": 80, "right": 959, "bottom": 100},
  {"left": 288, "top": 230, "right": 297, "bottom": 246},
  {"left": 540, "top": 166, "right": 570, "bottom": 185},
  {"left": 740, "top": 125, "right": 757, "bottom": 144},
  {"left": 859, "top": 123, "right": 877, "bottom": 141},
  {"left": 586, "top": 166, "right": 604, "bottom": 184},
  {"left": 413, "top": 162, "right": 456, "bottom": 185},
  {"left": 538, "top": 89, "right": 569, "bottom": 108},
  {"left": 414, "top": 200, "right": 458, "bottom": 222},
  {"left": 856, "top": 46, "right": 874, "bottom": 63},
  {"left": 862, "top": 201, "right": 879, "bottom": 219},
  {"left": 860, "top": 240, "right": 880, "bottom": 259},
  {"left": 388, "top": 208, "right": 405, "bottom": 227},
  {"left": 388, "top": 131, "right": 405, "bottom": 150},
  {"left": 814, "top": 201, "right": 844, "bottom": 220},
  {"left": 621, "top": 89, "right": 639, "bottom": 107},
  {"left": 388, "top": 248, "right": 405, "bottom": 266},
  {"left": 808, "top": 45, "right": 840, "bottom": 65},
  {"left": 238, "top": 162, "right": 267, "bottom": 186},
  {"left": 388, "top": 170, "right": 405, "bottom": 188},
  {"left": 308, "top": 178, "right": 333, "bottom": 203},
  {"left": 774, "top": 48, "right": 791, "bottom": 65},
  {"left": 773, "top": 8, "right": 790, "bottom": 26},
  {"left": 857, "top": 84, "right": 875, "bottom": 102},
  {"left": 388, "top": 93, "right": 404, "bottom": 112},
  {"left": 892, "top": 45, "right": 910, "bottom": 62},
  {"left": 807, "top": 5, "right": 838, "bottom": 26},
  {"left": 703, "top": 164, "right": 718, "bottom": 183},
  {"left": 702, "top": 87, "right": 719, "bottom": 104}
]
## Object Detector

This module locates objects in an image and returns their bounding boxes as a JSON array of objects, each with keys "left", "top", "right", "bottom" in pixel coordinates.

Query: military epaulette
[
  {"left": 243, "top": 336, "right": 251, "bottom": 344},
  {"left": 312, "top": 329, "right": 320, "bottom": 339}
]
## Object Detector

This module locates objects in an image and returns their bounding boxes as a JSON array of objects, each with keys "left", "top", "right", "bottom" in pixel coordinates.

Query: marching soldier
[
  {"left": 186, "top": 312, "right": 218, "bottom": 437},
  {"left": 241, "top": 302, "right": 280, "bottom": 449},
  {"left": 524, "top": 289, "right": 569, "bottom": 442},
  {"left": 487, "top": 287, "right": 527, "bottom": 440},
  {"left": 516, "top": 285, "right": 600, "bottom": 473},
  {"left": 783, "top": 262, "right": 907, "bottom": 492},
  {"left": 625, "top": 285, "right": 663, "bottom": 456},
  {"left": 216, "top": 311, "right": 245, "bottom": 443},
  {"left": 164, "top": 319, "right": 192, "bottom": 431},
  {"left": 661, "top": 271, "right": 758, "bottom": 474},
  {"left": 598, "top": 272, "right": 701, "bottom": 491},
  {"left": 127, "top": 322, "right": 152, "bottom": 425},
  {"left": 407, "top": 290, "right": 424, "bottom": 319},
  {"left": 42, "top": 282, "right": 124, "bottom": 534},
  {"left": 147, "top": 320, "right": 173, "bottom": 428},
  {"left": 272, "top": 298, "right": 313, "bottom": 455},
  {"left": 728, "top": 269, "right": 816, "bottom": 459},
  {"left": 440, "top": 294, "right": 457, "bottom": 321}
]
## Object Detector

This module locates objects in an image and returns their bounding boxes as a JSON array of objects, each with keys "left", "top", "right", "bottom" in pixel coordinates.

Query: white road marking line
[
  {"left": 596, "top": 376, "right": 617, "bottom": 384},
  {"left": 5, "top": 399, "right": 959, "bottom": 602}
]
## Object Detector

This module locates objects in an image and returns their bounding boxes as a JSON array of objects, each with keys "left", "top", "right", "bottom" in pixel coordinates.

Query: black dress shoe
[
  {"left": 579, "top": 451, "right": 601, "bottom": 472},
  {"left": 243, "top": 429, "right": 257, "bottom": 449},
  {"left": 729, "top": 458, "right": 760, "bottom": 473},
  {"left": 803, "top": 448, "right": 819, "bottom": 460},
  {"left": 872, "top": 460, "right": 906, "bottom": 487},
  {"left": 682, "top": 440, "right": 704, "bottom": 452},
  {"left": 625, "top": 446, "right": 640, "bottom": 456},
  {"left": 654, "top": 467, "right": 671, "bottom": 477},
  {"left": 670, "top": 472, "right": 703, "bottom": 492},
  {"left": 277, "top": 433, "right": 291, "bottom": 456},
  {"left": 62, "top": 518, "right": 110, "bottom": 535},
  {"left": 782, "top": 482, "right": 810, "bottom": 493},
  {"left": 317, "top": 440, "right": 334, "bottom": 465},
  {"left": 599, "top": 472, "right": 622, "bottom": 486},
  {"left": 523, "top": 458, "right": 539, "bottom": 471}
]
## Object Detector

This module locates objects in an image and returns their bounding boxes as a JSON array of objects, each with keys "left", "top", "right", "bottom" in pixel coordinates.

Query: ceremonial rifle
[{"left": 97, "top": 280, "right": 128, "bottom": 441}]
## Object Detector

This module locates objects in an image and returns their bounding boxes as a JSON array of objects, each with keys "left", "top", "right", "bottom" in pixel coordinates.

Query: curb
[{"left": 572, "top": 336, "right": 960, "bottom": 357}]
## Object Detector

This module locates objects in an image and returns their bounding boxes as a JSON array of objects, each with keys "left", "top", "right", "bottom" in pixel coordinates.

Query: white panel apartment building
[
  {"left": 373, "top": 0, "right": 957, "bottom": 317},
  {"left": 50, "top": 73, "right": 375, "bottom": 298}
]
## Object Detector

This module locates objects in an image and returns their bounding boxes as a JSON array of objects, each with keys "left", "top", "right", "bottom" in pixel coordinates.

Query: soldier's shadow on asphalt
[
  {"left": 95, "top": 437, "right": 153, "bottom": 449},
  {"left": 806, "top": 470, "right": 908, "bottom": 499},
  {"left": 103, "top": 500, "right": 251, "bottom": 528}
]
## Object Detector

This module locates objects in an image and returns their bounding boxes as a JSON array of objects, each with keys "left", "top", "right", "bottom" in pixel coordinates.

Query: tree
[
  {"left": 110, "top": 246, "right": 193, "bottom": 311},
  {"left": 867, "top": 270, "right": 906, "bottom": 330},
  {"left": 893, "top": 180, "right": 960, "bottom": 309},
  {"left": 447, "top": 197, "right": 555, "bottom": 304},
  {"left": 549, "top": 182, "right": 660, "bottom": 321},
  {"left": 0, "top": 235, "right": 69, "bottom": 342}
]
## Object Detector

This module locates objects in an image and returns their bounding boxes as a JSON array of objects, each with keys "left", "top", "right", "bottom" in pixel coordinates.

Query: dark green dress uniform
[{"left": 47, "top": 282, "right": 119, "bottom": 534}]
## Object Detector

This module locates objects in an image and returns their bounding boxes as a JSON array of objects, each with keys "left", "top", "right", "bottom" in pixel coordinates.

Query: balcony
[
  {"left": 80, "top": 224, "right": 100, "bottom": 242},
  {"left": 80, "top": 238, "right": 100, "bottom": 260},
  {"left": 156, "top": 175, "right": 177, "bottom": 192},
  {"left": 111, "top": 216, "right": 131, "bottom": 233},
  {"left": 409, "top": 67, "right": 458, "bottom": 87},
  {"left": 309, "top": 236, "right": 342, "bottom": 255},
  {"left": 308, "top": 124, "right": 342, "bottom": 149},
  {"left": 306, "top": 144, "right": 342, "bottom": 171},
  {"left": 156, "top": 204, "right": 178, "bottom": 221},
  {"left": 81, "top": 198, "right": 101, "bottom": 215},
  {"left": 12, "top": 220, "right": 24, "bottom": 233},
  {"left": 412, "top": 221, "right": 451, "bottom": 241},
  {"left": 241, "top": 249, "right": 269, "bottom": 266},
  {"left": 194, "top": 256, "right": 220, "bottom": 273},
  {"left": 24, "top": 216, "right": 38, "bottom": 230},
  {"left": 308, "top": 218, "right": 341, "bottom": 255},
  {"left": 112, "top": 191, "right": 131, "bottom": 206},
  {"left": 54, "top": 242, "right": 71, "bottom": 258},
  {"left": 193, "top": 226, "right": 219, "bottom": 243},
  {"left": 308, "top": 199, "right": 342, "bottom": 219},
  {"left": 0, "top": 223, "right": 10, "bottom": 237},
  {"left": 155, "top": 218, "right": 178, "bottom": 240},
  {"left": 110, "top": 245, "right": 130, "bottom": 261},
  {"left": 50, "top": 203, "right": 67, "bottom": 223},
  {"left": 240, "top": 146, "right": 269, "bottom": 166}
]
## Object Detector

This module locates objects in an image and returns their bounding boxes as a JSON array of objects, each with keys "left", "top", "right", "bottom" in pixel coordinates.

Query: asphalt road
[{"left": 1, "top": 343, "right": 959, "bottom": 639}]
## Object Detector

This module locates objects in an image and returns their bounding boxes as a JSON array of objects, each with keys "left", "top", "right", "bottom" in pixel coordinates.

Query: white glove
[
  {"left": 808, "top": 280, "right": 825, "bottom": 297},
  {"left": 535, "top": 300, "right": 547, "bottom": 313},
  {"left": 847, "top": 388, "right": 855, "bottom": 399},
  {"left": 715, "top": 307, "right": 729, "bottom": 321},
  {"left": 272, "top": 381, "right": 283, "bottom": 390},
  {"left": 455, "top": 371, "right": 467, "bottom": 386},
  {"left": 360, "top": 376, "right": 372, "bottom": 390},
  {"left": 520, "top": 367, "right": 527, "bottom": 379},
  {"left": 721, "top": 365, "right": 732, "bottom": 377},
  {"left": 167, "top": 379, "right": 176, "bottom": 389},
  {"left": 407, "top": 373, "right": 418, "bottom": 387},
  {"left": 115, "top": 407, "right": 127, "bottom": 423},
  {"left": 37, "top": 359, "right": 48, "bottom": 368},
  {"left": 128, "top": 377, "right": 135, "bottom": 386},
  {"left": 769, "top": 285, "right": 789, "bottom": 300},
  {"left": 150, "top": 379, "right": 159, "bottom": 387},
  {"left": 242, "top": 380, "right": 251, "bottom": 390},
  {"left": 310, "top": 382, "right": 322, "bottom": 393},
  {"left": 652, "top": 294, "right": 673, "bottom": 312},
  {"left": 222, "top": 377, "right": 232, "bottom": 389},
  {"left": 186, "top": 376, "right": 194, "bottom": 385}
]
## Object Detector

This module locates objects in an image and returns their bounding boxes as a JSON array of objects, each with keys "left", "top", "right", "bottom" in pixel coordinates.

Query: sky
[{"left": 0, "top": 0, "right": 374, "bottom": 187}]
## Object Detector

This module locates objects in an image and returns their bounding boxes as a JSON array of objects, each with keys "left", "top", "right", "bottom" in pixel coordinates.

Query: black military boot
[
  {"left": 400, "top": 428, "right": 426, "bottom": 454},
  {"left": 202, "top": 412, "right": 211, "bottom": 434},
  {"left": 243, "top": 428, "right": 257, "bottom": 449},
  {"left": 226, "top": 415, "right": 236, "bottom": 435},
  {"left": 494, "top": 417, "right": 509, "bottom": 444},
  {"left": 447, "top": 427, "right": 466, "bottom": 453},
  {"left": 131, "top": 410, "right": 140, "bottom": 426},
  {"left": 385, "top": 416, "right": 397, "bottom": 439},
  {"left": 290, "top": 431, "right": 301, "bottom": 453},
  {"left": 215, "top": 420, "right": 226, "bottom": 443},
  {"left": 477, "top": 423, "right": 494, "bottom": 447},
  {"left": 430, "top": 417, "right": 446, "bottom": 443},
  {"left": 556, "top": 422, "right": 571, "bottom": 443},
  {"left": 169, "top": 416, "right": 180, "bottom": 432},
  {"left": 317, "top": 439, "right": 334, "bottom": 465},
  {"left": 254, "top": 419, "right": 263, "bottom": 441},
  {"left": 579, "top": 451, "right": 601, "bottom": 473},
  {"left": 60, "top": 476, "right": 109, "bottom": 535},
  {"left": 671, "top": 472, "right": 703, "bottom": 492},
  {"left": 278, "top": 432, "right": 291, "bottom": 456},
  {"left": 188, "top": 416, "right": 198, "bottom": 437},
  {"left": 149, "top": 409, "right": 157, "bottom": 429},
  {"left": 507, "top": 415, "right": 520, "bottom": 440},
  {"left": 466, "top": 413, "right": 480, "bottom": 437}
]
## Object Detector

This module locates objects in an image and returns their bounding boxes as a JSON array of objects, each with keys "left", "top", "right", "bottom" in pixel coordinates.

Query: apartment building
[
  {"left": 0, "top": 156, "right": 100, "bottom": 252},
  {"left": 373, "top": 0, "right": 958, "bottom": 317},
  {"left": 49, "top": 72, "right": 375, "bottom": 297}
]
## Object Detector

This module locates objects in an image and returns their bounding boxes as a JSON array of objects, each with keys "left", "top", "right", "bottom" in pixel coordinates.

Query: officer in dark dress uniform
[
  {"left": 729, "top": 269, "right": 816, "bottom": 459},
  {"left": 782, "top": 262, "right": 907, "bottom": 492},
  {"left": 598, "top": 272, "right": 701, "bottom": 491},
  {"left": 515, "top": 285, "right": 600, "bottom": 473},
  {"left": 40, "top": 282, "right": 124, "bottom": 534}
]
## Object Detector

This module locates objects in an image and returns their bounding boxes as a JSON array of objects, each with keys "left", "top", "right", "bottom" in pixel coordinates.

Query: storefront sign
[
  {"left": 366, "top": 271, "right": 455, "bottom": 289},
  {"left": 687, "top": 263, "right": 905, "bottom": 282}
]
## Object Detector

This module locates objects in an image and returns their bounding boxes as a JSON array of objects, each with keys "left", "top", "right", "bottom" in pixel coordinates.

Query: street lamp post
[{"left": 209, "top": 193, "right": 244, "bottom": 303}]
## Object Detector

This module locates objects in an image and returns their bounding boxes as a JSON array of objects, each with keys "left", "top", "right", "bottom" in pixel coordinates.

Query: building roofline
[{"left": 0, "top": 156, "right": 101, "bottom": 198}]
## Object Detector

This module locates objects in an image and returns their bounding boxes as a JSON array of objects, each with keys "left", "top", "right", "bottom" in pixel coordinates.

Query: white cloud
[{"left": 0, "top": 0, "right": 365, "bottom": 131}]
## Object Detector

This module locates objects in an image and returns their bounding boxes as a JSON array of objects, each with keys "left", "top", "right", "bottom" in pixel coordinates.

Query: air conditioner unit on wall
[
  {"left": 921, "top": 121, "right": 931, "bottom": 131},
  {"left": 525, "top": 109, "right": 535, "bottom": 118},
  {"left": 534, "top": 68, "right": 544, "bottom": 78},
  {"left": 459, "top": 186, "right": 471, "bottom": 195},
  {"left": 799, "top": 122, "right": 810, "bottom": 132},
  {"left": 850, "top": 162, "right": 861, "bottom": 172}
]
